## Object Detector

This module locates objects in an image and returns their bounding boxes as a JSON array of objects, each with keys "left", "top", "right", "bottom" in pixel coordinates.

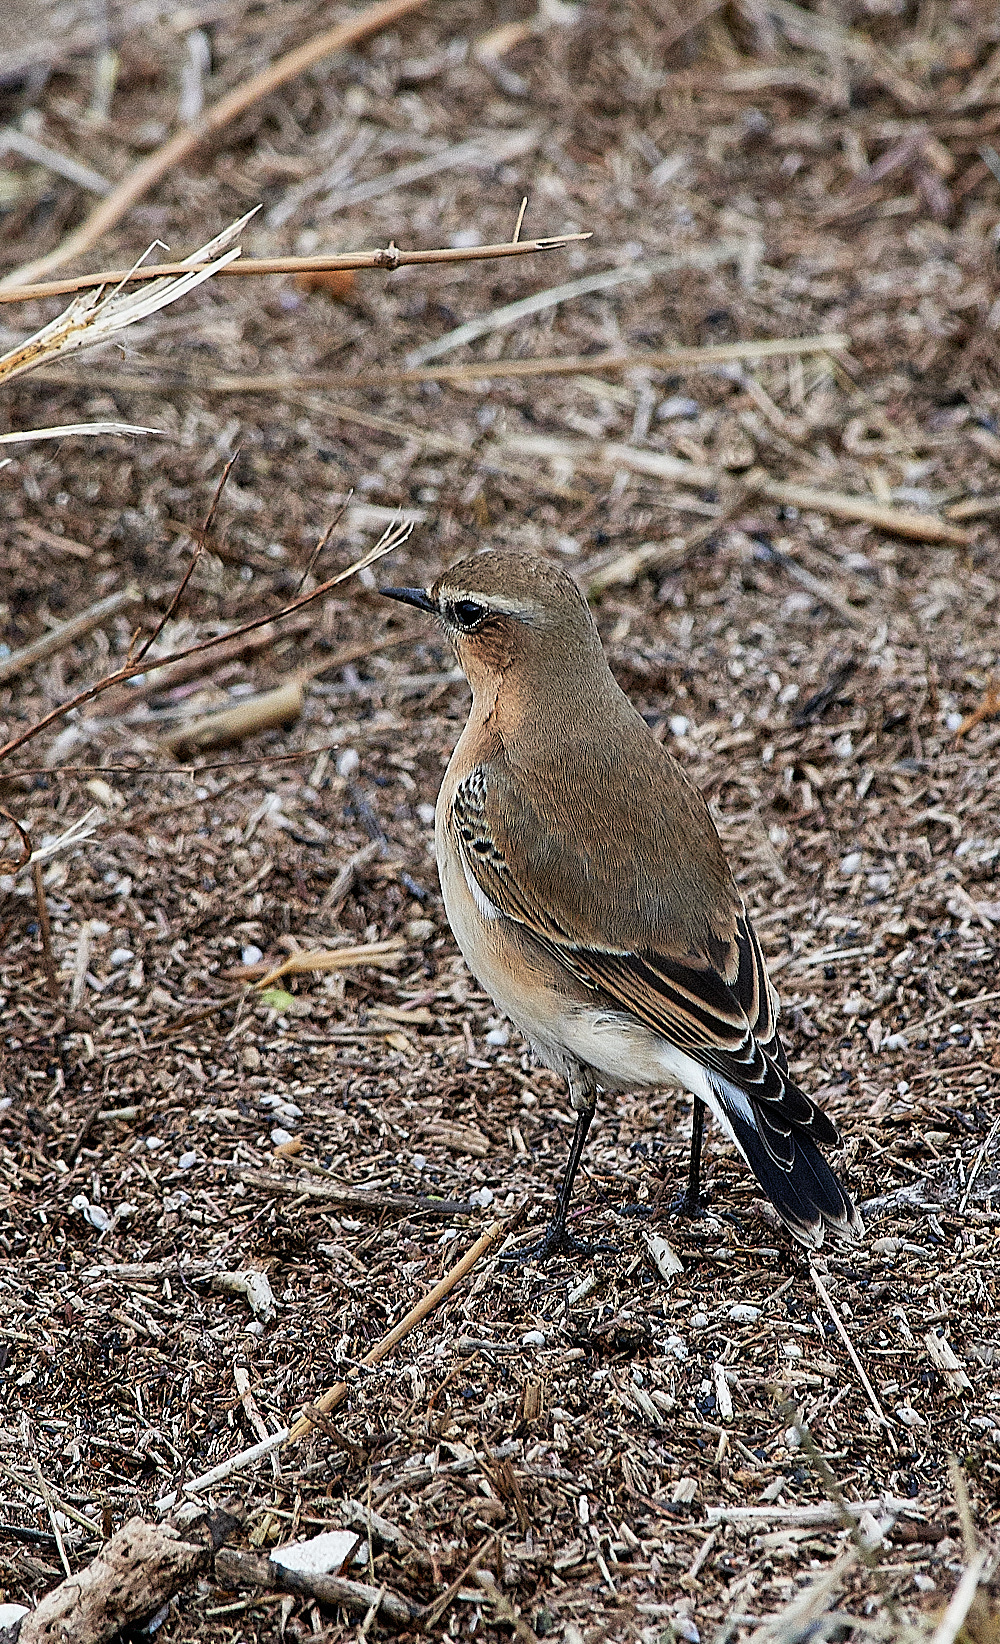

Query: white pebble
[
  {"left": 271, "top": 1530, "right": 360, "bottom": 1576},
  {"left": 485, "top": 1025, "right": 509, "bottom": 1046},
  {"left": 884, "top": 1033, "right": 909, "bottom": 1051},
  {"left": 669, "top": 715, "right": 690, "bottom": 738},
  {"left": 521, "top": 1330, "right": 545, "bottom": 1347},
  {"left": 145, "top": 1136, "right": 164, "bottom": 1151},
  {"left": 945, "top": 712, "right": 964, "bottom": 731},
  {"left": 470, "top": 1187, "right": 495, "bottom": 1207},
  {"left": 840, "top": 852, "right": 862, "bottom": 874},
  {"left": 178, "top": 1151, "right": 198, "bottom": 1170},
  {"left": 417, "top": 803, "right": 436, "bottom": 826},
  {"left": 728, "top": 1303, "right": 761, "bottom": 1325},
  {"left": 109, "top": 947, "right": 134, "bottom": 968},
  {"left": 337, "top": 748, "right": 360, "bottom": 779},
  {"left": 658, "top": 395, "right": 699, "bottom": 420},
  {"left": 691, "top": 1311, "right": 709, "bottom": 1328},
  {"left": 242, "top": 945, "right": 263, "bottom": 966},
  {"left": 271, "top": 1128, "right": 294, "bottom": 1147}
]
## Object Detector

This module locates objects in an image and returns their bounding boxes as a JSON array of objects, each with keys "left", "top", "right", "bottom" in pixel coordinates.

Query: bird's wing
[{"left": 450, "top": 763, "right": 836, "bottom": 1165}]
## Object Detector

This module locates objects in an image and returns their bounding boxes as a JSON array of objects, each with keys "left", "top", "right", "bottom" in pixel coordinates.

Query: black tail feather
[{"left": 712, "top": 1080, "right": 862, "bottom": 1248}]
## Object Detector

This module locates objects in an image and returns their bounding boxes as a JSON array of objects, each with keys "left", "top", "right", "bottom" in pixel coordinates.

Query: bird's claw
[{"left": 499, "top": 1220, "right": 617, "bottom": 1265}]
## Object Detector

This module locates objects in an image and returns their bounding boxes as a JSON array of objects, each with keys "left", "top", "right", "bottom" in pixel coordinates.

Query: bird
[{"left": 381, "top": 551, "right": 863, "bottom": 1259}]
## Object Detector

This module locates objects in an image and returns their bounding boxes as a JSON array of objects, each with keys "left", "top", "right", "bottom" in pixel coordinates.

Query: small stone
[
  {"left": 840, "top": 851, "right": 862, "bottom": 874},
  {"left": 271, "top": 1128, "right": 294, "bottom": 1147},
  {"left": 109, "top": 947, "right": 134, "bottom": 968},
  {"left": 242, "top": 944, "right": 263, "bottom": 966},
  {"left": 271, "top": 1530, "right": 360, "bottom": 1576},
  {"left": 178, "top": 1151, "right": 198, "bottom": 1170},
  {"left": 669, "top": 714, "right": 690, "bottom": 737},
  {"left": 145, "top": 1136, "right": 164, "bottom": 1151},
  {"left": 337, "top": 748, "right": 360, "bottom": 780},
  {"left": 658, "top": 395, "right": 699, "bottom": 420},
  {"left": 521, "top": 1330, "right": 545, "bottom": 1347},
  {"left": 728, "top": 1303, "right": 761, "bottom": 1325},
  {"left": 411, "top": 1153, "right": 427, "bottom": 1171},
  {"left": 691, "top": 1311, "right": 709, "bottom": 1328}
]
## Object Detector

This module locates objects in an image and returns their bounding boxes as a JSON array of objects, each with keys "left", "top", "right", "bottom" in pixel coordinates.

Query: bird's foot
[
  {"left": 499, "top": 1218, "right": 617, "bottom": 1265},
  {"left": 667, "top": 1188, "right": 706, "bottom": 1221}
]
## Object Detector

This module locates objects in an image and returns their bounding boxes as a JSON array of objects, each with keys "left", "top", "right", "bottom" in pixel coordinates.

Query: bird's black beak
[{"left": 379, "top": 586, "right": 436, "bottom": 613}]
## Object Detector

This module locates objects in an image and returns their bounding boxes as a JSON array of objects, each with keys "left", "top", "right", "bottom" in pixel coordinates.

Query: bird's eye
[{"left": 452, "top": 600, "right": 487, "bottom": 629}]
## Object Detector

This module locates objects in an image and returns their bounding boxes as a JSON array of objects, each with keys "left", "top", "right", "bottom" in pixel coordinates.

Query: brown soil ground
[{"left": 0, "top": 2, "right": 998, "bottom": 1641}]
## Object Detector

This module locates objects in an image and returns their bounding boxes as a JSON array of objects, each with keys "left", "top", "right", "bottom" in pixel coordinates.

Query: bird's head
[{"left": 380, "top": 551, "right": 602, "bottom": 700}]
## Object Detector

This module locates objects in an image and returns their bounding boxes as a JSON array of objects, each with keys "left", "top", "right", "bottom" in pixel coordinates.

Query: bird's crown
[{"left": 382, "top": 551, "right": 593, "bottom": 638}]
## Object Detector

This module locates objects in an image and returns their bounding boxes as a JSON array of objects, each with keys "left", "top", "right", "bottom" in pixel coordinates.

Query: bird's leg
[
  {"left": 504, "top": 1079, "right": 616, "bottom": 1263},
  {"left": 670, "top": 1095, "right": 707, "bottom": 1219}
]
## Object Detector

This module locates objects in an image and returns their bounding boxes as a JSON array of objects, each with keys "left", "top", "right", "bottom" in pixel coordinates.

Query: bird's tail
[{"left": 708, "top": 1079, "right": 864, "bottom": 1249}]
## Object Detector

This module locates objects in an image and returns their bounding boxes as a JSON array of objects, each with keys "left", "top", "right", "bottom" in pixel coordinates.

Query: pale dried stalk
[
  {"left": 1, "top": 0, "right": 430, "bottom": 290},
  {"left": 0, "top": 421, "right": 160, "bottom": 443},
  {"left": 0, "top": 233, "right": 591, "bottom": 306},
  {"left": 748, "top": 470, "right": 973, "bottom": 545},
  {"left": 253, "top": 939, "right": 405, "bottom": 989},
  {"left": 405, "top": 242, "right": 746, "bottom": 368},
  {"left": 811, "top": 1264, "right": 895, "bottom": 1442},
  {"left": 160, "top": 678, "right": 304, "bottom": 754},
  {"left": 0, "top": 586, "right": 140, "bottom": 685},
  {"left": 34, "top": 332, "right": 847, "bottom": 396},
  {"left": 0, "top": 213, "right": 251, "bottom": 384},
  {"left": 287, "top": 1218, "right": 510, "bottom": 1442}
]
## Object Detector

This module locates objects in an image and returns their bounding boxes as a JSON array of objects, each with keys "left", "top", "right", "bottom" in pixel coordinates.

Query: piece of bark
[
  {"left": 214, "top": 1547, "right": 420, "bottom": 1626},
  {"left": 234, "top": 1166, "right": 475, "bottom": 1218},
  {"left": 11, "top": 1501, "right": 242, "bottom": 1644}
]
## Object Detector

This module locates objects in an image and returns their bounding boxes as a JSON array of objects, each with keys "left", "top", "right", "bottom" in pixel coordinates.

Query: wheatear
[{"left": 383, "top": 552, "right": 863, "bottom": 1259}]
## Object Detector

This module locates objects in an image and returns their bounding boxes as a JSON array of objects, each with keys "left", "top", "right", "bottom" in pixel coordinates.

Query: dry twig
[
  {"left": 0, "top": 233, "right": 590, "bottom": 307},
  {"left": 0, "top": 586, "right": 139, "bottom": 687},
  {"left": 748, "top": 470, "right": 973, "bottom": 545},
  {"left": 287, "top": 1218, "right": 511, "bottom": 1442},
  {"left": 0, "top": 0, "right": 431, "bottom": 291}
]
